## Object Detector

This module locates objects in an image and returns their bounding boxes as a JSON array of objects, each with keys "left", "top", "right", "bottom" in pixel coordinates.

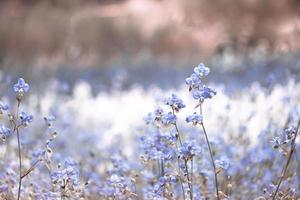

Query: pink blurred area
[{"left": 0, "top": 0, "right": 299, "bottom": 68}]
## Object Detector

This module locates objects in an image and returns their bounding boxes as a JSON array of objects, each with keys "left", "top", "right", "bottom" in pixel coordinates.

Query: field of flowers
[{"left": 0, "top": 63, "right": 299, "bottom": 200}]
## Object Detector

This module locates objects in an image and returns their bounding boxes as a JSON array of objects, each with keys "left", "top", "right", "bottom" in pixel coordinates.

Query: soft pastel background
[
  {"left": 1, "top": 0, "right": 300, "bottom": 146},
  {"left": 0, "top": 0, "right": 299, "bottom": 91}
]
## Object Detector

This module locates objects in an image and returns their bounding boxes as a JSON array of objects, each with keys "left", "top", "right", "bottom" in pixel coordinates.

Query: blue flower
[
  {"left": 179, "top": 140, "right": 201, "bottom": 161},
  {"left": 51, "top": 158, "right": 80, "bottom": 187},
  {"left": 144, "top": 113, "right": 154, "bottom": 124},
  {"left": 0, "top": 125, "right": 11, "bottom": 140},
  {"left": 13, "top": 78, "right": 29, "bottom": 96},
  {"left": 0, "top": 102, "right": 9, "bottom": 114},
  {"left": 186, "top": 113, "right": 202, "bottom": 125},
  {"left": 192, "top": 86, "right": 216, "bottom": 101},
  {"left": 284, "top": 127, "right": 296, "bottom": 141},
  {"left": 165, "top": 94, "right": 185, "bottom": 112},
  {"left": 215, "top": 156, "right": 230, "bottom": 170},
  {"left": 193, "top": 63, "right": 210, "bottom": 77},
  {"left": 19, "top": 111, "right": 33, "bottom": 126},
  {"left": 162, "top": 112, "right": 176, "bottom": 125},
  {"left": 186, "top": 73, "right": 201, "bottom": 90},
  {"left": 108, "top": 174, "right": 123, "bottom": 185}
]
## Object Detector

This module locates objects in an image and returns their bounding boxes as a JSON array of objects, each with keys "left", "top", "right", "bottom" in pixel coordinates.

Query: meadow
[{"left": 0, "top": 63, "right": 299, "bottom": 200}]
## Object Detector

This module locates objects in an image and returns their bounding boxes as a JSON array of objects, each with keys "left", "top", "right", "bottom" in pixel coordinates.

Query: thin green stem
[
  {"left": 175, "top": 143, "right": 186, "bottom": 200},
  {"left": 172, "top": 108, "right": 183, "bottom": 146},
  {"left": 21, "top": 160, "right": 40, "bottom": 179},
  {"left": 184, "top": 160, "right": 193, "bottom": 200},
  {"left": 190, "top": 159, "right": 194, "bottom": 199},
  {"left": 272, "top": 120, "right": 300, "bottom": 200},
  {"left": 172, "top": 108, "right": 192, "bottom": 199},
  {"left": 199, "top": 103, "right": 220, "bottom": 200},
  {"left": 16, "top": 100, "right": 22, "bottom": 200}
]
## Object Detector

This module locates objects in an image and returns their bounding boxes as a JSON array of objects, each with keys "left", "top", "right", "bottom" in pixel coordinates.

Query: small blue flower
[
  {"left": 179, "top": 140, "right": 201, "bottom": 161},
  {"left": 0, "top": 102, "right": 9, "bottom": 114},
  {"left": 13, "top": 78, "right": 29, "bottom": 96},
  {"left": 284, "top": 127, "right": 296, "bottom": 141},
  {"left": 215, "top": 156, "right": 230, "bottom": 170},
  {"left": 154, "top": 108, "right": 164, "bottom": 119},
  {"left": 0, "top": 125, "right": 11, "bottom": 140},
  {"left": 186, "top": 73, "right": 201, "bottom": 90},
  {"left": 192, "top": 86, "right": 216, "bottom": 101},
  {"left": 144, "top": 112, "right": 154, "bottom": 124},
  {"left": 162, "top": 112, "right": 176, "bottom": 125},
  {"left": 193, "top": 63, "right": 210, "bottom": 77},
  {"left": 108, "top": 174, "right": 123, "bottom": 185},
  {"left": 51, "top": 158, "right": 80, "bottom": 187},
  {"left": 165, "top": 94, "right": 185, "bottom": 112},
  {"left": 19, "top": 111, "right": 33, "bottom": 126},
  {"left": 186, "top": 113, "right": 202, "bottom": 125}
]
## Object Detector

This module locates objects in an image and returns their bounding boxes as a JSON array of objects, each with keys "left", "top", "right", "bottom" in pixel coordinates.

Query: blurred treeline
[{"left": 0, "top": 0, "right": 299, "bottom": 70}]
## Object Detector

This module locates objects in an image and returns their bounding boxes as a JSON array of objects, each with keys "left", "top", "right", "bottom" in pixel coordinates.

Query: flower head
[
  {"left": 178, "top": 140, "right": 201, "bottom": 161},
  {"left": 51, "top": 158, "right": 80, "bottom": 187},
  {"left": 186, "top": 113, "right": 202, "bottom": 125},
  {"left": 0, "top": 102, "right": 9, "bottom": 114},
  {"left": 165, "top": 94, "right": 185, "bottom": 112},
  {"left": 216, "top": 156, "right": 230, "bottom": 170},
  {"left": 13, "top": 78, "right": 29, "bottom": 96},
  {"left": 186, "top": 73, "right": 201, "bottom": 90},
  {"left": 192, "top": 86, "right": 216, "bottom": 101},
  {"left": 19, "top": 111, "right": 33, "bottom": 126},
  {"left": 194, "top": 63, "right": 210, "bottom": 77},
  {"left": 162, "top": 112, "right": 176, "bottom": 125},
  {"left": 0, "top": 125, "right": 11, "bottom": 140}
]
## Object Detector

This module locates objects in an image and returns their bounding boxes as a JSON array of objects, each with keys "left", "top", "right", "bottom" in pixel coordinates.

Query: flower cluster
[
  {"left": 13, "top": 78, "right": 29, "bottom": 98},
  {"left": 0, "top": 102, "right": 8, "bottom": 114},
  {"left": 144, "top": 108, "right": 177, "bottom": 126},
  {"left": 0, "top": 124, "right": 11, "bottom": 141},
  {"left": 178, "top": 140, "right": 201, "bottom": 161},
  {"left": 19, "top": 111, "right": 33, "bottom": 126},
  {"left": 186, "top": 63, "right": 216, "bottom": 102},
  {"left": 165, "top": 94, "right": 185, "bottom": 112},
  {"left": 186, "top": 113, "right": 202, "bottom": 125}
]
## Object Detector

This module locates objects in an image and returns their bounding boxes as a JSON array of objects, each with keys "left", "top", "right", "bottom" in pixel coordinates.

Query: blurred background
[{"left": 0, "top": 0, "right": 300, "bottom": 91}]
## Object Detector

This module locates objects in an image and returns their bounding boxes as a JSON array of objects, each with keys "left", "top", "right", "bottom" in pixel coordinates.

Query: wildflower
[
  {"left": 13, "top": 78, "right": 29, "bottom": 97},
  {"left": 179, "top": 140, "right": 201, "bottom": 161},
  {"left": 270, "top": 137, "right": 281, "bottom": 149},
  {"left": 186, "top": 113, "right": 202, "bottom": 125},
  {"left": 0, "top": 102, "right": 8, "bottom": 114},
  {"left": 19, "top": 111, "right": 33, "bottom": 126},
  {"left": 108, "top": 174, "right": 123, "bottom": 186},
  {"left": 51, "top": 159, "right": 80, "bottom": 187},
  {"left": 144, "top": 112, "right": 154, "bottom": 125},
  {"left": 162, "top": 112, "right": 176, "bottom": 125},
  {"left": 186, "top": 73, "right": 201, "bottom": 90},
  {"left": 284, "top": 127, "right": 296, "bottom": 141},
  {"left": 215, "top": 156, "right": 230, "bottom": 170},
  {"left": 154, "top": 107, "right": 164, "bottom": 121},
  {"left": 192, "top": 86, "right": 216, "bottom": 101},
  {"left": 32, "top": 146, "right": 53, "bottom": 165},
  {"left": 0, "top": 125, "right": 11, "bottom": 140},
  {"left": 165, "top": 94, "right": 185, "bottom": 112},
  {"left": 154, "top": 174, "right": 176, "bottom": 191},
  {"left": 194, "top": 63, "right": 210, "bottom": 77},
  {"left": 140, "top": 130, "right": 177, "bottom": 161}
]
